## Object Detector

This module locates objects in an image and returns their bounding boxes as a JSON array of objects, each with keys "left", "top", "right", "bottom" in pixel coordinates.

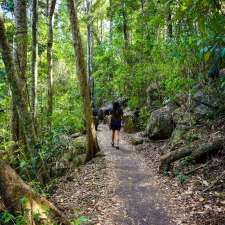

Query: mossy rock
[
  {"left": 72, "top": 154, "right": 86, "bottom": 167},
  {"left": 61, "top": 136, "right": 87, "bottom": 169},
  {"left": 72, "top": 136, "right": 87, "bottom": 155},
  {"left": 170, "top": 127, "right": 199, "bottom": 147},
  {"left": 131, "top": 138, "right": 144, "bottom": 145},
  {"left": 146, "top": 106, "right": 174, "bottom": 139},
  {"left": 170, "top": 127, "right": 187, "bottom": 146},
  {"left": 123, "top": 115, "right": 136, "bottom": 133}
]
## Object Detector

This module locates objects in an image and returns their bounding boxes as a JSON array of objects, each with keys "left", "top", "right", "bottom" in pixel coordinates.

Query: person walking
[{"left": 110, "top": 102, "right": 123, "bottom": 149}]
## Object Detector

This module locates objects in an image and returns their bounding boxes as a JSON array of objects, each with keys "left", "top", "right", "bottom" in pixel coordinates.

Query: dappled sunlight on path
[{"left": 98, "top": 125, "right": 174, "bottom": 225}]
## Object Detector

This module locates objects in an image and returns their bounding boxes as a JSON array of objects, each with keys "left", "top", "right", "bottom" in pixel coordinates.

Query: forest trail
[{"left": 98, "top": 125, "right": 174, "bottom": 225}]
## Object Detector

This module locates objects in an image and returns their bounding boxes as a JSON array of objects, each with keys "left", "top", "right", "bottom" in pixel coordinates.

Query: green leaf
[
  {"left": 204, "top": 52, "right": 210, "bottom": 62},
  {"left": 79, "top": 216, "right": 88, "bottom": 223},
  {"left": 19, "top": 160, "right": 26, "bottom": 168},
  {"left": 19, "top": 196, "right": 27, "bottom": 206},
  {"left": 0, "top": 212, "right": 14, "bottom": 223}
]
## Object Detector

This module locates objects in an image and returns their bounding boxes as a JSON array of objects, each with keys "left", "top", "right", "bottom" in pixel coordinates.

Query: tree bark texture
[
  {"left": 67, "top": 0, "right": 99, "bottom": 162},
  {"left": 10, "top": 98, "right": 20, "bottom": 144},
  {"left": 109, "top": 0, "right": 113, "bottom": 44},
  {"left": 31, "top": 0, "right": 38, "bottom": 120},
  {"left": 86, "top": 0, "right": 94, "bottom": 106},
  {"left": 0, "top": 160, "right": 71, "bottom": 225},
  {"left": 166, "top": 7, "right": 173, "bottom": 39},
  {"left": 11, "top": 0, "right": 30, "bottom": 145},
  {"left": 160, "top": 139, "right": 224, "bottom": 172},
  {"left": 47, "top": 0, "right": 57, "bottom": 128},
  {"left": 121, "top": 0, "right": 129, "bottom": 50},
  {"left": 0, "top": 12, "right": 38, "bottom": 174}
]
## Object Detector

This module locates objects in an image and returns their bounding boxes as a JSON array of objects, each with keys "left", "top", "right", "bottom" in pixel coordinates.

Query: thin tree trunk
[
  {"left": 31, "top": 0, "right": 38, "bottom": 121},
  {"left": 47, "top": 0, "right": 57, "bottom": 128},
  {"left": 92, "top": 26, "right": 101, "bottom": 45},
  {"left": 0, "top": 12, "right": 38, "bottom": 174},
  {"left": 109, "top": 0, "right": 113, "bottom": 44},
  {"left": 86, "top": 0, "right": 94, "bottom": 107},
  {"left": 121, "top": 0, "right": 129, "bottom": 50},
  {"left": 66, "top": 0, "right": 99, "bottom": 162},
  {"left": 100, "top": 20, "right": 103, "bottom": 42},
  {"left": 166, "top": 6, "right": 173, "bottom": 39}
]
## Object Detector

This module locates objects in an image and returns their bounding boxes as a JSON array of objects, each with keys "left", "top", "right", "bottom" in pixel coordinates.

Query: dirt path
[{"left": 98, "top": 125, "right": 175, "bottom": 225}]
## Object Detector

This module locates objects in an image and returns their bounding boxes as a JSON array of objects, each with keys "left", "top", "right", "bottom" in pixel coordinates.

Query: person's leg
[
  {"left": 115, "top": 130, "right": 120, "bottom": 149},
  {"left": 111, "top": 130, "right": 115, "bottom": 146}
]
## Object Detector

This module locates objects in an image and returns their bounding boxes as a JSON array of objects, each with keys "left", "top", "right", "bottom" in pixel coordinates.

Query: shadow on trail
[{"left": 98, "top": 125, "right": 173, "bottom": 225}]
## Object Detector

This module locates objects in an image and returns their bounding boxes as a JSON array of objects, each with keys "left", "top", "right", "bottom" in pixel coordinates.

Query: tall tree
[
  {"left": 67, "top": 0, "right": 99, "bottom": 161},
  {"left": 109, "top": 0, "right": 113, "bottom": 44},
  {"left": 31, "top": 0, "right": 38, "bottom": 120},
  {"left": 0, "top": 12, "right": 38, "bottom": 174},
  {"left": 121, "top": 0, "right": 129, "bottom": 50},
  {"left": 10, "top": 0, "right": 30, "bottom": 145},
  {"left": 47, "top": 0, "right": 57, "bottom": 128},
  {"left": 86, "top": 0, "right": 94, "bottom": 106},
  {"left": 166, "top": 6, "right": 173, "bottom": 39}
]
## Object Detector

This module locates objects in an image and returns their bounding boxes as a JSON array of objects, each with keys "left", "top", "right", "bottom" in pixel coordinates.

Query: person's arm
[{"left": 109, "top": 115, "right": 112, "bottom": 129}]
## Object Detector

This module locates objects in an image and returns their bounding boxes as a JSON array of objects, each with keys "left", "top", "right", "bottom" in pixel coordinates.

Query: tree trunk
[
  {"left": 10, "top": 0, "right": 30, "bottom": 146},
  {"left": 159, "top": 139, "right": 224, "bottom": 172},
  {"left": 10, "top": 97, "right": 19, "bottom": 145},
  {"left": 67, "top": 0, "right": 99, "bottom": 162},
  {"left": 31, "top": 0, "right": 38, "bottom": 121},
  {"left": 13, "top": 0, "right": 28, "bottom": 90},
  {"left": 0, "top": 11, "right": 38, "bottom": 174},
  {"left": 0, "top": 160, "right": 71, "bottom": 225},
  {"left": 166, "top": 7, "right": 173, "bottom": 39},
  {"left": 47, "top": 0, "right": 57, "bottom": 129},
  {"left": 121, "top": 0, "right": 129, "bottom": 50},
  {"left": 109, "top": 0, "right": 113, "bottom": 44},
  {"left": 86, "top": 0, "right": 94, "bottom": 107},
  {"left": 92, "top": 27, "right": 101, "bottom": 45}
]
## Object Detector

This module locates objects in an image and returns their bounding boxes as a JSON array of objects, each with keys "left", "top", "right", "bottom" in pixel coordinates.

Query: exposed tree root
[
  {"left": 159, "top": 139, "right": 224, "bottom": 173},
  {"left": 0, "top": 160, "right": 72, "bottom": 225},
  {"left": 184, "top": 163, "right": 208, "bottom": 175}
]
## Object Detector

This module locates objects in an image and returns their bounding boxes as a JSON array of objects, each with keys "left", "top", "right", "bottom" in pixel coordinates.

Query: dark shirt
[{"left": 111, "top": 110, "right": 123, "bottom": 121}]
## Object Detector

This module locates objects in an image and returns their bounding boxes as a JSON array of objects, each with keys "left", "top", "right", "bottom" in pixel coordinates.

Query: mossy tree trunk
[
  {"left": 67, "top": 0, "right": 99, "bottom": 162},
  {"left": 109, "top": 0, "right": 113, "bottom": 44},
  {"left": 0, "top": 11, "right": 37, "bottom": 174},
  {"left": 31, "top": 0, "right": 38, "bottom": 121},
  {"left": 10, "top": 0, "right": 30, "bottom": 146},
  {"left": 47, "top": 0, "right": 57, "bottom": 129},
  {"left": 86, "top": 0, "right": 94, "bottom": 107},
  {"left": 0, "top": 160, "right": 71, "bottom": 225},
  {"left": 160, "top": 139, "right": 224, "bottom": 172}
]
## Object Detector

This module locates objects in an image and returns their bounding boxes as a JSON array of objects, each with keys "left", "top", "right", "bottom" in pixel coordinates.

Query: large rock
[
  {"left": 146, "top": 83, "right": 161, "bottom": 109},
  {"left": 172, "top": 108, "right": 197, "bottom": 127},
  {"left": 52, "top": 136, "right": 87, "bottom": 177},
  {"left": 191, "top": 89, "right": 213, "bottom": 117},
  {"left": 146, "top": 106, "right": 174, "bottom": 139}
]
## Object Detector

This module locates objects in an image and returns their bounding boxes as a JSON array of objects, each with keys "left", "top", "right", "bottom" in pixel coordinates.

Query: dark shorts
[{"left": 111, "top": 119, "right": 122, "bottom": 131}]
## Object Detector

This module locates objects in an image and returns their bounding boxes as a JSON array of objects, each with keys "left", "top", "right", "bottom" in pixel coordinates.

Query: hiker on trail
[{"left": 110, "top": 102, "right": 123, "bottom": 149}]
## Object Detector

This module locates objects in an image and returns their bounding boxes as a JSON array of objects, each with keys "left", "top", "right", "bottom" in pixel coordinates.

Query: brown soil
[{"left": 124, "top": 117, "right": 225, "bottom": 225}]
